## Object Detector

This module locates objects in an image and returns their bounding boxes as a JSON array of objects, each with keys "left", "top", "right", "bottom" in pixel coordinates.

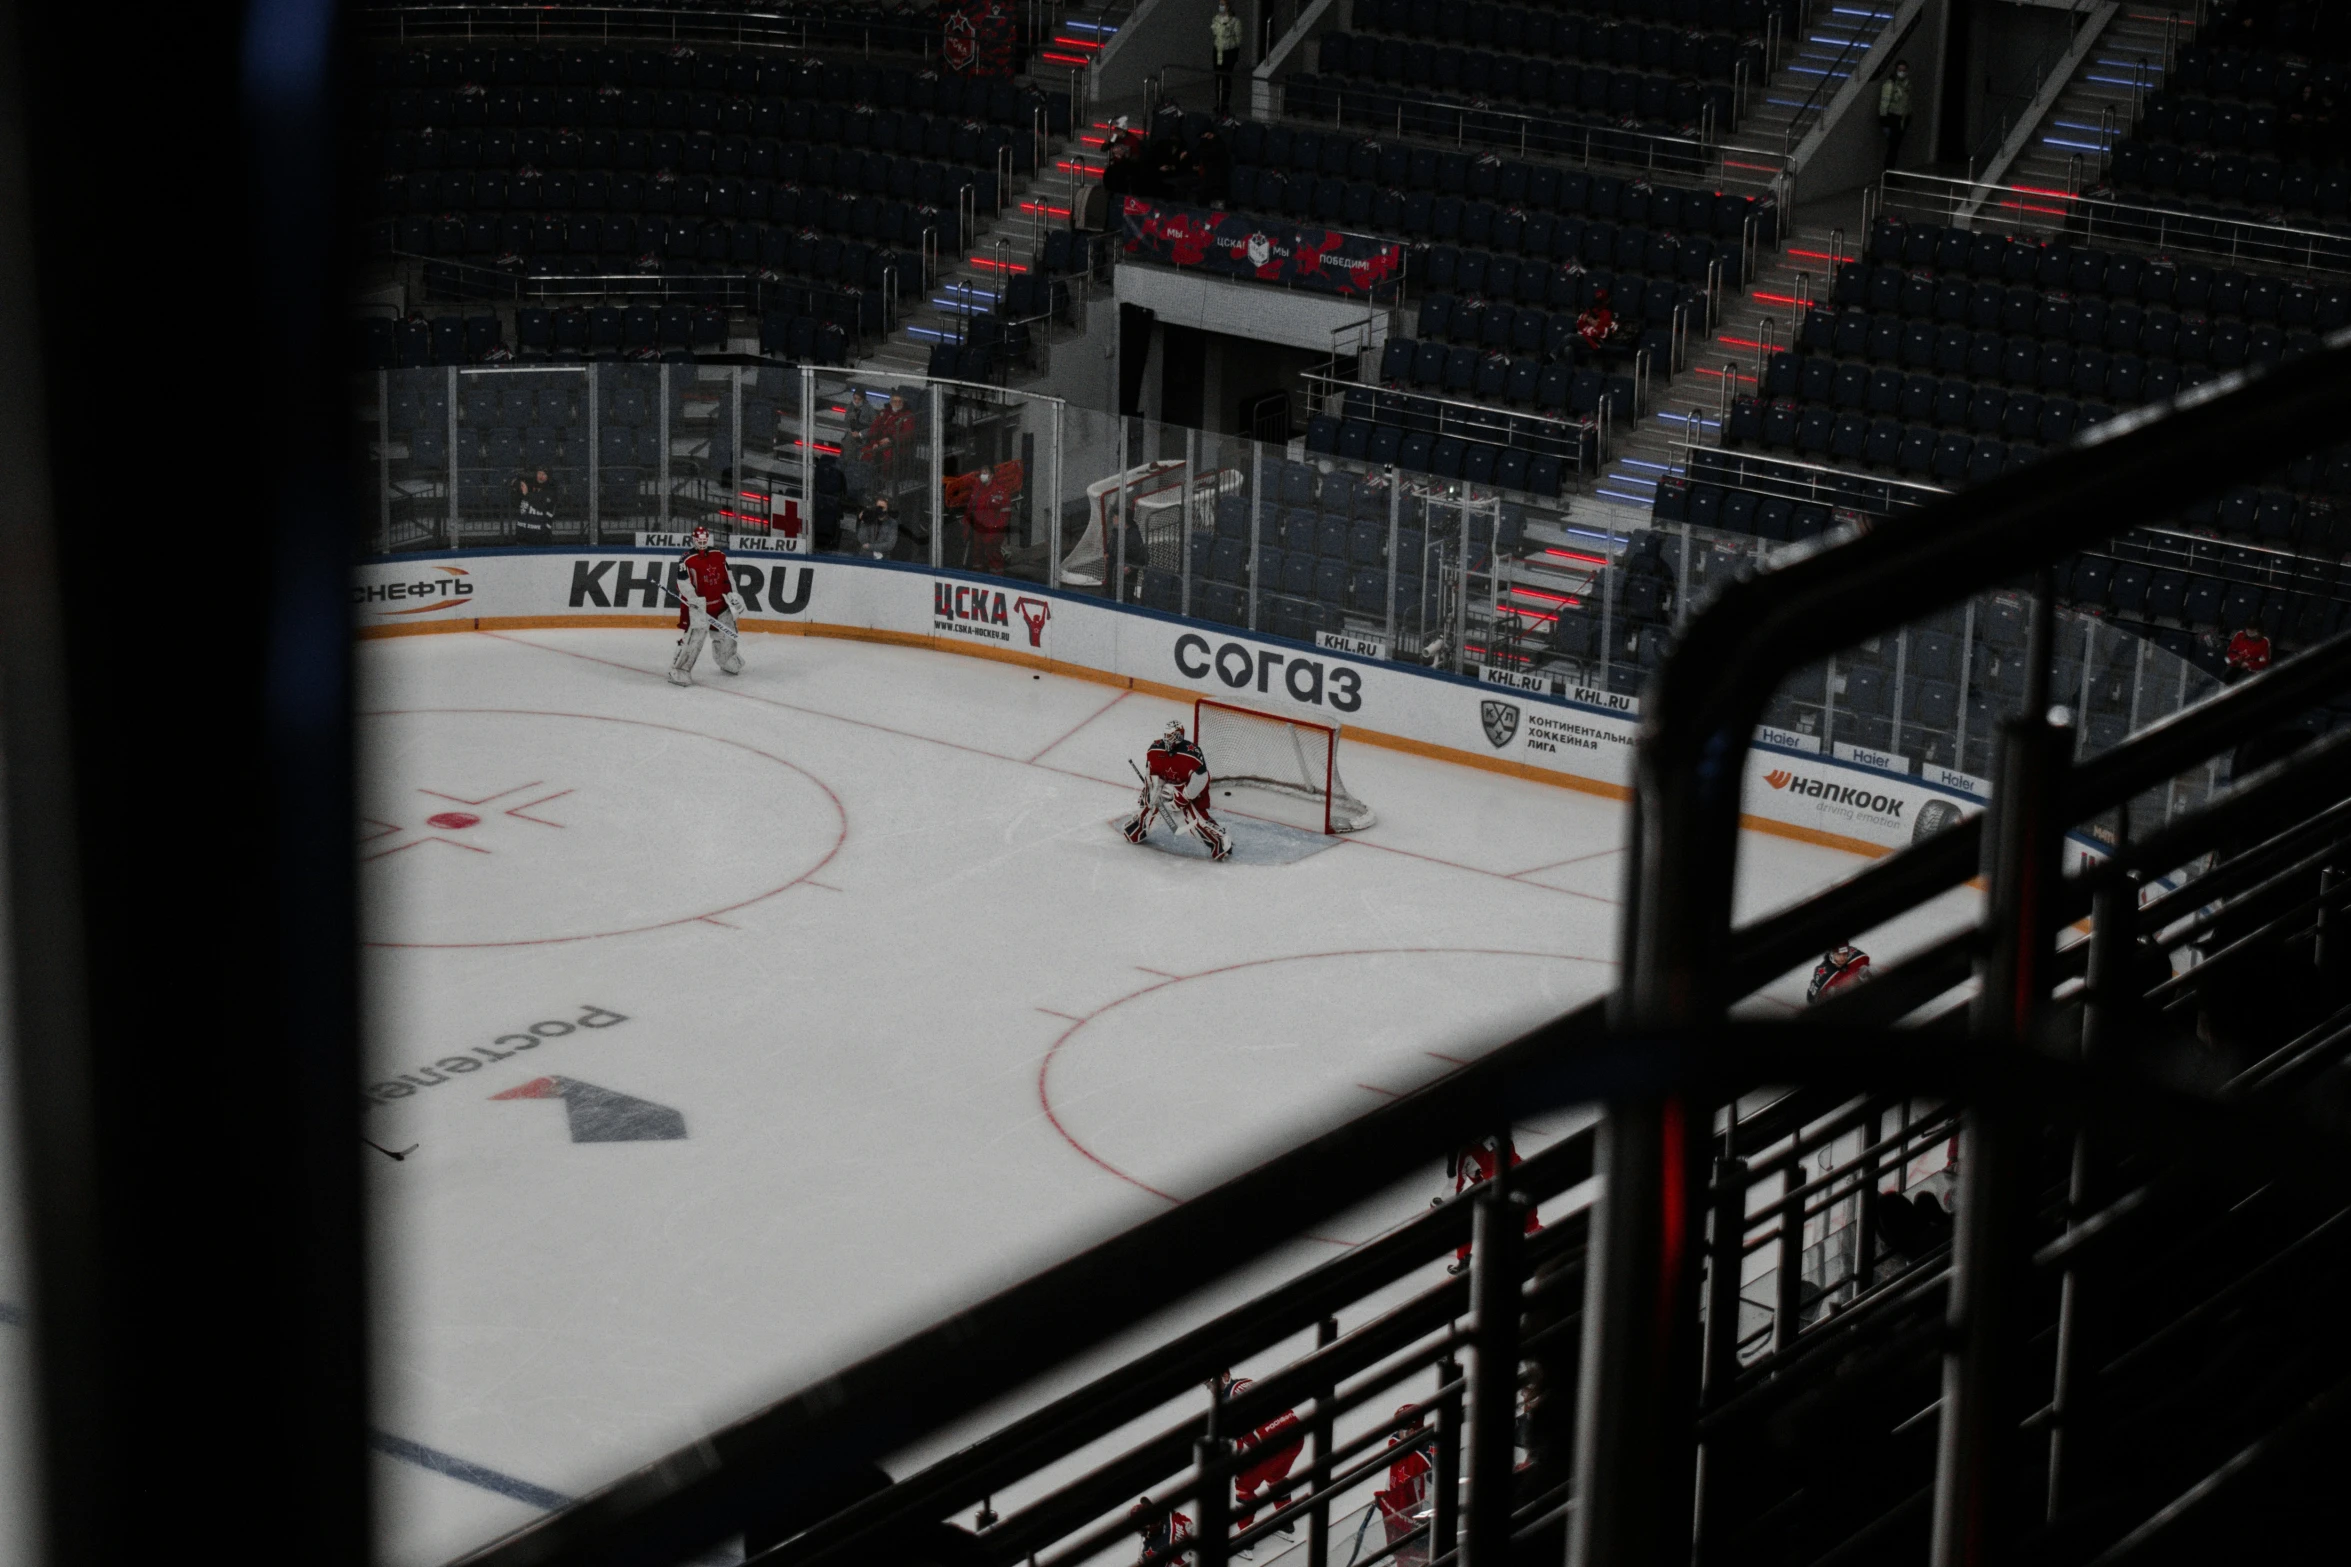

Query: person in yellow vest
[
  {"left": 1878, "top": 60, "right": 1914, "bottom": 169},
  {"left": 1210, "top": 0, "right": 1244, "bottom": 116}
]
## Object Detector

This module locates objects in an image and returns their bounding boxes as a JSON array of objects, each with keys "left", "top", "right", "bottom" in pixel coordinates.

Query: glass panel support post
[{"left": 929, "top": 380, "right": 945, "bottom": 569}]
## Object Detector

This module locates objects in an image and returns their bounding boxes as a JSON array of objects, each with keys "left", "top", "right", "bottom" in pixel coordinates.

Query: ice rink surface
[{"left": 343, "top": 626, "right": 1979, "bottom": 1565}]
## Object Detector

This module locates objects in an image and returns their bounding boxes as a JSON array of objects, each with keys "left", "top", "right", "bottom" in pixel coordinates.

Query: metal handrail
[
  {"left": 1777, "top": 0, "right": 1897, "bottom": 156},
  {"left": 1871, "top": 169, "right": 2351, "bottom": 277},
  {"left": 1573, "top": 332, "right": 2351, "bottom": 1567},
  {"left": 352, "top": 1, "right": 937, "bottom": 59},
  {"left": 1266, "top": 80, "right": 1792, "bottom": 194}
]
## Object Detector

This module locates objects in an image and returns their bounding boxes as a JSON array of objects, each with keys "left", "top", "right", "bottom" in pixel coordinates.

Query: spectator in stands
[
  {"left": 1878, "top": 61, "right": 1914, "bottom": 170},
  {"left": 964, "top": 464, "right": 1019, "bottom": 575},
  {"left": 1575, "top": 288, "right": 1618, "bottom": 357},
  {"left": 2282, "top": 82, "right": 2326, "bottom": 165},
  {"left": 1209, "top": 0, "right": 1243, "bottom": 116},
  {"left": 1189, "top": 125, "right": 1231, "bottom": 207},
  {"left": 1108, "top": 115, "right": 1149, "bottom": 158},
  {"left": 1142, "top": 136, "right": 1186, "bottom": 199},
  {"left": 2226, "top": 615, "right": 2274, "bottom": 681},
  {"left": 512, "top": 467, "right": 558, "bottom": 543},
  {"left": 853, "top": 495, "right": 901, "bottom": 560},
  {"left": 860, "top": 392, "right": 917, "bottom": 497},
  {"left": 1101, "top": 139, "right": 1141, "bottom": 206}
]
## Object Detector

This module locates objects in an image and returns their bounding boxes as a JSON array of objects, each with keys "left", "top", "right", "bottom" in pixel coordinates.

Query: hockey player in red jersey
[
  {"left": 670, "top": 524, "right": 746, "bottom": 686},
  {"left": 1131, "top": 1496, "right": 1195, "bottom": 1566},
  {"left": 1374, "top": 1406, "right": 1435, "bottom": 1566},
  {"left": 1211, "top": 1373, "right": 1303, "bottom": 1538},
  {"left": 1808, "top": 943, "right": 1871, "bottom": 1003},
  {"left": 1448, "top": 1133, "right": 1540, "bottom": 1273},
  {"left": 1123, "top": 721, "right": 1232, "bottom": 860}
]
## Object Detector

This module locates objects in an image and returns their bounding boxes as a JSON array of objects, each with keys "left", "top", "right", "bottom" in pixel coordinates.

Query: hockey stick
[
  {"left": 1343, "top": 1504, "right": 1376, "bottom": 1567},
  {"left": 363, "top": 1135, "right": 419, "bottom": 1161}
]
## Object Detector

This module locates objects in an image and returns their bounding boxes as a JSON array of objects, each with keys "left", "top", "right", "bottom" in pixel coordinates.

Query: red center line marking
[
  {"left": 365, "top": 835, "right": 491, "bottom": 862},
  {"left": 1340, "top": 834, "right": 1619, "bottom": 905},
  {"left": 419, "top": 781, "right": 544, "bottom": 806},
  {"left": 1028, "top": 687, "right": 1132, "bottom": 763},
  {"left": 504, "top": 788, "right": 573, "bottom": 828},
  {"left": 1506, "top": 845, "right": 1624, "bottom": 879}
]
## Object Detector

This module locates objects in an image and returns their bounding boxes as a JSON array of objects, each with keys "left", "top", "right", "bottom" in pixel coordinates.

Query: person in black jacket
[
  {"left": 511, "top": 467, "right": 559, "bottom": 542},
  {"left": 1190, "top": 126, "right": 1231, "bottom": 207}
]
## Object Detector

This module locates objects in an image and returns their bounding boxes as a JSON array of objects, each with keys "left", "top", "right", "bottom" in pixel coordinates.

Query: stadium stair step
[
  {"left": 850, "top": 116, "right": 1097, "bottom": 386},
  {"left": 1579, "top": 224, "right": 1835, "bottom": 523},
  {"left": 2006, "top": 2, "right": 2197, "bottom": 197},
  {"left": 1737, "top": 3, "right": 1900, "bottom": 155}
]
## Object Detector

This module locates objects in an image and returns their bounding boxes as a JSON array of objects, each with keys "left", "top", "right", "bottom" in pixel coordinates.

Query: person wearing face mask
[
  {"left": 1209, "top": 0, "right": 1243, "bottom": 116},
  {"left": 1878, "top": 60, "right": 1914, "bottom": 169}
]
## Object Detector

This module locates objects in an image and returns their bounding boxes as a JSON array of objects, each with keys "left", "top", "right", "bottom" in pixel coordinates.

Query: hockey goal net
[{"left": 1195, "top": 698, "right": 1376, "bottom": 835}]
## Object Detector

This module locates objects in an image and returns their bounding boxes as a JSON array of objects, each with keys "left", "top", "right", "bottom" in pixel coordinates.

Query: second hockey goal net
[{"left": 1195, "top": 698, "right": 1377, "bottom": 835}]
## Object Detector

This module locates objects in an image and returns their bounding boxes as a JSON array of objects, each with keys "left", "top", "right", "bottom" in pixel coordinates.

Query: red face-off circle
[{"left": 426, "top": 812, "right": 481, "bottom": 830}]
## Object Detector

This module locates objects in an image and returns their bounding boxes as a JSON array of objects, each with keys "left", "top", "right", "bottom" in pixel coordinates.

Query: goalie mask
[
  {"left": 1163, "top": 721, "right": 1186, "bottom": 743},
  {"left": 689, "top": 524, "right": 714, "bottom": 553}
]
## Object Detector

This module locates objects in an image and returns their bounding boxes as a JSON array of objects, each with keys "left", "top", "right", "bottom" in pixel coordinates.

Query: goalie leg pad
[
  {"left": 670, "top": 625, "right": 708, "bottom": 685},
  {"left": 713, "top": 610, "right": 743, "bottom": 675}
]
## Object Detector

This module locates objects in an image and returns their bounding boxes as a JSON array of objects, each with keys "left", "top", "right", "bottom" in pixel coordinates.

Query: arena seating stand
[
  {"left": 2100, "top": 10, "right": 2351, "bottom": 232},
  {"left": 1719, "top": 213, "right": 2345, "bottom": 484},
  {"left": 361, "top": 44, "right": 1076, "bottom": 363},
  {"left": 1281, "top": 0, "right": 1791, "bottom": 149}
]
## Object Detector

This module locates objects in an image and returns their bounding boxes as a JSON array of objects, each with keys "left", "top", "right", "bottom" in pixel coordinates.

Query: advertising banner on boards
[{"left": 353, "top": 549, "right": 2015, "bottom": 859}]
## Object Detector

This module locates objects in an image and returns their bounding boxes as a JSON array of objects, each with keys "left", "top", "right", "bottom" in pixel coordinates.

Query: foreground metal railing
[{"left": 450, "top": 334, "right": 2351, "bottom": 1567}]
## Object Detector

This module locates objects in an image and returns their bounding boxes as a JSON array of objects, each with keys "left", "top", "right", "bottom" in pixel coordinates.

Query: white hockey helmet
[
  {"left": 1163, "top": 720, "right": 1186, "bottom": 742},
  {"left": 690, "top": 523, "right": 714, "bottom": 552}
]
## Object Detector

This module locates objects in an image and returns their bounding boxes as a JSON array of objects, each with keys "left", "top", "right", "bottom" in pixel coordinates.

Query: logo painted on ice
[
  {"left": 362, "top": 1004, "right": 630, "bottom": 1109},
  {"left": 493, "top": 1075, "right": 686, "bottom": 1143},
  {"left": 1012, "top": 595, "right": 1052, "bottom": 649},
  {"left": 1481, "top": 699, "right": 1520, "bottom": 749}
]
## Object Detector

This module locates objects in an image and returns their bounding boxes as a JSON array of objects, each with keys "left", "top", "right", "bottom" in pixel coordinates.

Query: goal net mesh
[{"left": 1195, "top": 699, "right": 1376, "bottom": 834}]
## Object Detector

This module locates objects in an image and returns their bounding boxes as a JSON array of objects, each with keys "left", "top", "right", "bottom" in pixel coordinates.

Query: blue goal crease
[{"left": 0, "top": 1300, "right": 571, "bottom": 1513}]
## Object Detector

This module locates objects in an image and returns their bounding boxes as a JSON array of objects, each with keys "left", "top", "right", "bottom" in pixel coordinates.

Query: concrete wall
[
  {"left": 1250, "top": 0, "right": 1344, "bottom": 118},
  {"left": 1970, "top": 2, "right": 2080, "bottom": 154},
  {"left": 1093, "top": 0, "right": 1229, "bottom": 106},
  {"left": 1114, "top": 261, "right": 1388, "bottom": 354},
  {"left": 1035, "top": 290, "right": 1123, "bottom": 419}
]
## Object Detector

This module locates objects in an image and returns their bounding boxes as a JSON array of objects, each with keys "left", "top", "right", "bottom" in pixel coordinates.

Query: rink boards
[{"left": 354, "top": 547, "right": 1996, "bottom": 860}]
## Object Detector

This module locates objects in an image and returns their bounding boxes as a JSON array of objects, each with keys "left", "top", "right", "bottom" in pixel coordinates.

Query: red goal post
[{"left": 1193, "top": 698, "right": 1376, "bottom": 835}]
